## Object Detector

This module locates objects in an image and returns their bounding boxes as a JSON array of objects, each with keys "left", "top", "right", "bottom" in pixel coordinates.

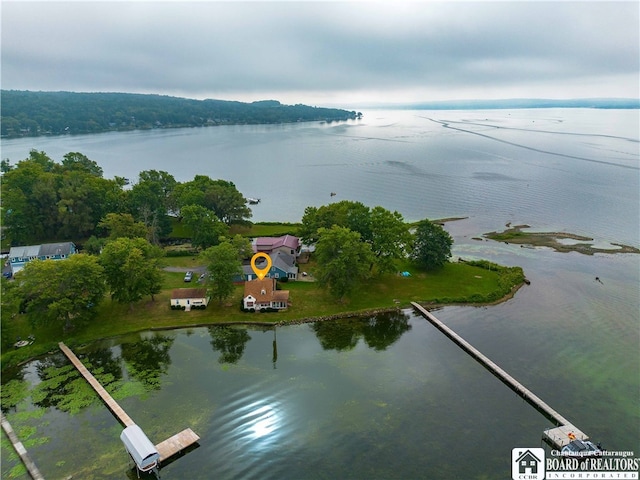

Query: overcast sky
[{"left": 2, "top": 1, "right": 638, "bottom": 108}]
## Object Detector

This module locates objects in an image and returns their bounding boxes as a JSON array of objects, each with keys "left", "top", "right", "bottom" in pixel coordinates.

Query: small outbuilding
[
  {"left": 120, "top": 424, "right": 160, "bottom": 477},
  {"left": 171, "top": 288, "right": 210, "bottom": 311}
]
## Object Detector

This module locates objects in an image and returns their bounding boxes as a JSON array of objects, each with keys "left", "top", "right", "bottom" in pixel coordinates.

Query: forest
[
  {"left": 0, "top": 90, "right": 362, "bottom": 138},
  {"left": 0, "top": 150, "right": 253, "bottom": 248}
]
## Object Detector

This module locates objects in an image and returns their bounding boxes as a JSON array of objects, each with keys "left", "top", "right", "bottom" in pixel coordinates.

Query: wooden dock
[
  {"left": 410, "top": 302, "right": 590, "bottom": 449},
  {"left": 1, "top": 413, "right": 45, "bottom": 480},
  {"left": 156, "top": 428, "right": 200, "bottom": 462},
  {"left": 59, "top": 342, "right": 134, "bottom": 427},
  {"left": 59, "top": 342, "right": 200, "bottom": 467}
]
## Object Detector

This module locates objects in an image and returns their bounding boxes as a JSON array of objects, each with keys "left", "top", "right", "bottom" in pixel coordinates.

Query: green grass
[
  {"left": 1, "top": 258, "right": 524, "bottom": 368},
  {"left": 166, "top": 218, "right": 302, "bottom": 240},
  {"left": 229, "top": 222, "right": 301, "bottom": 237}
]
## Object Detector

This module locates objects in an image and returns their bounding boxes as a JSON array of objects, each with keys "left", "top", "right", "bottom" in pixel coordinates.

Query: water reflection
[
  {"left": 31, "top": 347, "right": 124, "bottom": 412},
  {"left": 120, "top": 334, "right": 174, "bottom": 390},
  {"left": 312, "top": 310, "right": 412, "bottom": 351},
  {"left": 208, "top": 326, "right": 251, "bottom": 364}
]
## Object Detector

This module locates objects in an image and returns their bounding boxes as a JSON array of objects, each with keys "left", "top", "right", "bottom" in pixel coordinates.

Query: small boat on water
[{"left": 561, "top": 439, "right": 603, "bottom": 459}]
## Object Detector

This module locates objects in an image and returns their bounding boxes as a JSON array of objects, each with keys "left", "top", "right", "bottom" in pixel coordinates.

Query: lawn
[{"left": 1, "top": 259, "right": 524, "bottom": 368}]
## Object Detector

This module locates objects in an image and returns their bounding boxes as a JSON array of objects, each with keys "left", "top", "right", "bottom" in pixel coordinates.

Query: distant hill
[
  {"left": 0, "top": 90, "right": 362, "bottom": 138},
  {"left": 385, "top": 98, "right": 640, "bottom": 110}
]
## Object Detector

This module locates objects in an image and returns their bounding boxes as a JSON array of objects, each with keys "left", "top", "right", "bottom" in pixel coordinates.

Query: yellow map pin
[{"left": 250, "top": 252, "right": 272, "bottom": 280}]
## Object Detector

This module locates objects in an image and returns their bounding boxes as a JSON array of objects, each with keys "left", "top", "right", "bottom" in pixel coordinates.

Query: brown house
[{"left": 242, "top": 278, "right": 289, "bottom": 311}]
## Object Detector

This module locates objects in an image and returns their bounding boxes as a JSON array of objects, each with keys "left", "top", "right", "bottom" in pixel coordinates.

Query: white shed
[{"left": 120, "top": 424, "right": 160, "bottom": 476}]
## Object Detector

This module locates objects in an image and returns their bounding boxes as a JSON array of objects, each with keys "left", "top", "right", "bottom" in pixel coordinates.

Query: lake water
[
  {"left": 2, "top": 108, "right": 639, "bottom": 246},
  {"left": 1, "top": 109, "right": 639, "bottom": 479}
]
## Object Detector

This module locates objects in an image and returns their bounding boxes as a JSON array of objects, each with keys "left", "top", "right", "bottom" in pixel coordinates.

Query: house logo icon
[{"left": 512, "top": 447, "right": 545, "bottom": 480}]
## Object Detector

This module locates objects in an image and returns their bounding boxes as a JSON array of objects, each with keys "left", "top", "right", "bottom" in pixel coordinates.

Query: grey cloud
[{"left": 2, "top": 1, "right": 638, "bottom": 104}]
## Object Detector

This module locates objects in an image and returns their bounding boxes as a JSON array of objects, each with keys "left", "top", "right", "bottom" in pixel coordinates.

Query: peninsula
[{"left": 0, "top": 90, "right": 361, "bottom": 138}]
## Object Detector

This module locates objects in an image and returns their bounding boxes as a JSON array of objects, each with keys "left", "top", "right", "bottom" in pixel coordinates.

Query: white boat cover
[{"left": 120, "top": 424, "right": 159, "bottom": 470}]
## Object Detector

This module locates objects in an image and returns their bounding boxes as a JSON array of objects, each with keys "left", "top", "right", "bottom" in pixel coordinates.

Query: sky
[{"left": 1, "top": 1, "right": 639, "bottom": 108}]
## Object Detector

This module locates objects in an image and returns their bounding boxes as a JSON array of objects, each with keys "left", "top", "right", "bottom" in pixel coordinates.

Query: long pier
[
  {"left": 411, "top": 302, "right": 589, "bottom": 448},
  {"left": 59, "top": 342, "right": 200, "bottom": 465},
  {"left": 59, "top": 342, "right": 134, "bottom": 426},
  {"left": 1, "top": 413, "right": 45, "bottom": 480}
]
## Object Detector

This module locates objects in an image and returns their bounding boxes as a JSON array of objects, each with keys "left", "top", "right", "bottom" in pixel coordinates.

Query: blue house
[
  {"left": 8, "top": 242, "right": 76, "bottom": 275},
  {"left": 233, "top": 252, "right": 298, "bottom": 283}
]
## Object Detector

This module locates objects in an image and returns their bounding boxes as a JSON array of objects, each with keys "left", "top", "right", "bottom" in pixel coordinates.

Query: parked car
[{"left": 184, "top": 271, "right": 193, "bottom": 282}]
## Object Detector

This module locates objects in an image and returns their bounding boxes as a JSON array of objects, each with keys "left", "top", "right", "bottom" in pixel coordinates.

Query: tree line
[
  {"left": 1, "top": 150, "right": 252, "bottom": 248},
  {"left": 1, "top": 91, "right": 362, "bottom": 138}
]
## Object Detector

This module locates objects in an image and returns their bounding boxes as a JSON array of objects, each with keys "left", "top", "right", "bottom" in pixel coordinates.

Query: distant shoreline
[{"left": 371, "top": 98, "right": 640, "bottom": 111}]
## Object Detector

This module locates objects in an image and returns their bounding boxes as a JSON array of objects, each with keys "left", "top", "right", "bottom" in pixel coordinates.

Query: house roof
[
  {"left": 9, "top": 242, "right": 74, "bottom": 259},
  {"left": 243, "top": 278, "right": 289, "bottom": 302},
  {"left": 271, "top": 251, "right": 298, "bottom": 274},
  {"left": 253, "top": 235, "right": 299, "bottom": 252},
  {"left": 172, "top": 288, "right": 207, "bottom": 299},
  {"left": 9, "top": 245, "right": 40, "bottom": 258},
  {"left": 39, "top": 242, "right": 75, "bottom": 256}
]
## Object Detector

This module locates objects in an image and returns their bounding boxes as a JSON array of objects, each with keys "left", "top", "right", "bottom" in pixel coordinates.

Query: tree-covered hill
[{"left": 1, "top": 90, "right": 362, "bottom": 138}]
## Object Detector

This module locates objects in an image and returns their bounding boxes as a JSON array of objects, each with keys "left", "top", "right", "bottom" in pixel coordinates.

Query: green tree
[
  {"left": 299, "top": 200, "right": 372, "bottom": 244},
  {"left": 181, "top": 204, "right": 228, "bottom": 249},
  {"left": 1, "top": 278, "right": 21, "bottom": 349},
  {"left": 98, "top": 213, "right": 149, "bottom": 240},
  {"left": 1, "top": 156, "right": 52, "bottom": 243},
  {"left": 173, "top": 175, "right": 252, "bottom": 226},
  {"left": 128, "top": 170, "right": 176, "bottom": 242},
  {"left": 314, "top": 225, "right": 375, "bottom": 301},
  {"left": 200, "top": 241, "right": 242, "bottom": 305},
  {"left": 369, "top": 206, "right": 412, "bottom": 273},
  {"left": 99, "top": 237, "right": 164, "bottom": 308},
  {"left": 219, "top": 234, "right": 253, "bottom": 260},
  {"left": 1, "top": 159, "right": 13, "bottom": 173},
  {"left": 16, "top": 254, "right": 106, "bottom": 331},
  {"left": 60, "top": 152, "right": 103, "bottom": 177},
  {"left": 410, "top": 219, "right": 453, "bottom": 270}
]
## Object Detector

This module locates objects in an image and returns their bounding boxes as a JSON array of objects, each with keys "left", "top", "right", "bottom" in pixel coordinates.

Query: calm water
[
  {"left": 1, "top": 109, "right": 639, "bottom": 479},
  {"left": 2, "top": 108, "right": 639, "bottom": 245}
]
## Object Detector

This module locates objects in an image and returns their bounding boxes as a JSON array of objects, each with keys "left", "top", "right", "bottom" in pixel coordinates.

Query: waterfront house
[
  {"left": 8, "top": 241, "right": 76, "bottom": 275},
  {"left": 253, "top": 235, "right": 300, "bottom": 256},
  {"left": 243, "top": 278, "right": 289, "bottom": 311},
  {"left": 171, "top": 288, "right": 210, "bottom": 310},
  {"left": 235, "top": 251, "right": 298, "bottom": 282},
  {"left": 269, "top": 251, "right": 298, "bottom": 280}
]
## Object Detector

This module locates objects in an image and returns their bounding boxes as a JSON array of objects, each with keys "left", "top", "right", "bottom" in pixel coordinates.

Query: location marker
[{"left": 250, "top": 252, "right": 272, "bottom": 280}]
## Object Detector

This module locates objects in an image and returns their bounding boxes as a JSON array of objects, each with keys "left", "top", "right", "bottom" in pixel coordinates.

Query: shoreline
[{"left": 6, "top": 281, "right": 527, "bottom": 368}]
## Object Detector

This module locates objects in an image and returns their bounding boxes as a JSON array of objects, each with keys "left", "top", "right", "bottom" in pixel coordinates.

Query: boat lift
[{"left": 121, "top": 424, "right": 160, "bottom": 478}]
